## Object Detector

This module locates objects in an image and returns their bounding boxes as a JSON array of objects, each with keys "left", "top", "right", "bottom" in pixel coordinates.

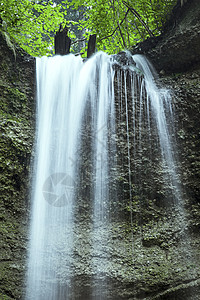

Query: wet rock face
[
  {"left": 131, "top": 0, "right": 200, "bottom": 74},
  {"left": 69, "top": 67, "right": 200, "bottom": 300},
  {"left": 0, "top": 34, "right": 35, "bottom": 299},
  {"left": 161, "top": 67, "right": 200, "bottom": 210}
]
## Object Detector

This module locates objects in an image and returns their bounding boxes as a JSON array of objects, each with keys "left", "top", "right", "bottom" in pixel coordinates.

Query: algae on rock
[{"left": 0, "top": 33, "right": 35, "bottom": 299}]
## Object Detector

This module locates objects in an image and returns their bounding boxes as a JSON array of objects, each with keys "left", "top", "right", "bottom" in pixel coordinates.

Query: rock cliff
[{"left": 0, "top": 35, "right": 35, "bottom": 299}]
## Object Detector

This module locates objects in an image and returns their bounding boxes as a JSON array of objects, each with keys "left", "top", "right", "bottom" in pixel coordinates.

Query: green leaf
[{"left": 0, "top": 0, "right": 177, "bottom": 57}]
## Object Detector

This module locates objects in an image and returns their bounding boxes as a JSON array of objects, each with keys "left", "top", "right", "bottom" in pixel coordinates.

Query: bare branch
[
  {"left": 71, "top": 37, "right": 87, "bottom": 45},
  {"left": 117, "top": 20, "right": 126, "bottom": 48},
  {"left": 98, "top": 9, "right": 130, "bottom": 42},
  {"left": 122, "top": 0, "right": 154, "bottom": 37}
]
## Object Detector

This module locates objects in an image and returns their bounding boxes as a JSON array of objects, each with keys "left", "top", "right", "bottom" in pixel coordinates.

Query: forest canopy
[{"left": 0, "top": 0, "right": 177, "bottom": 57}]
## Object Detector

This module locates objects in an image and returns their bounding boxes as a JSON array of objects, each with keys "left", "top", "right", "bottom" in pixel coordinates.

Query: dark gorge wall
[
  {"left": 71, "top": 63, "right": 200, "bottom": 300},
  {"left": 0, "top": 34, "right": 35, "bottom": 299},
  {"left": 131, "top": 0, "right": 200, "bottom": 74},
  {"left": 0, "top": 0, "right": 200, "bottom": 298}
]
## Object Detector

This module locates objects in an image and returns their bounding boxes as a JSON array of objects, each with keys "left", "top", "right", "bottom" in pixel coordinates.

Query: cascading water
[
  {"left": 26, "top": 51, "right": 184, "bottom": 299},
  {"left": 132, "top": 55, "right": 182, "bottom": 202},
  {"left": 26, "top": 54, "right": 86, "bottom": 300},
  {"left": 89, "top": 55, "right": 116, "bottom": 299}
]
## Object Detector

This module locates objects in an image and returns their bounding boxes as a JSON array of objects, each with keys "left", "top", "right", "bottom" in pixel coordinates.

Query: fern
[{"left": 3, "top": 31, "right": 16, "bottom": 60}]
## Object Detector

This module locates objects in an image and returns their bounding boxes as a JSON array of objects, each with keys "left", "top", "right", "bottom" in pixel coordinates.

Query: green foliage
[
  {"left": 0, "top": 0, "right": 70, "bottom": 56},
  {"left": 0, "top": 0, "right": 177, "bottom": 56},
  {"left": 74, "top": 0, "right": 177, "bottom": 54}
]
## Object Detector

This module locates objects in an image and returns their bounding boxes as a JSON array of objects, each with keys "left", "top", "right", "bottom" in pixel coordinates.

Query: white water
[
  {"left": 26, "top": 54, "right": 85, "bottom": 300},
  {"left": 133, "top": 55, "right": 181, "bottom": 202},
  {"left": 26, "top": 52, "right": 117, "bottom": 299},
  {"left": 26, "top": 52, "right": 181, "bottom": 299}
]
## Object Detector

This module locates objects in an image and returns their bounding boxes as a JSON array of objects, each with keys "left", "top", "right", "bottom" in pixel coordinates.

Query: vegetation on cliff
[{"left": 0, "top": 33, "right": 35, "bottom": 299}]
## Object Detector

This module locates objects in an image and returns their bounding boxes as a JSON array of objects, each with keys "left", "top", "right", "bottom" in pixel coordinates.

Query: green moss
[
  {"left": 0, "top": 85, "right": 27, "bottom": 117},
  {"left": 0, "top": 33, "right": 34, "bottom": 300},
  {"left": 0, "top": 294, "right": 13, "bottom": 300}
]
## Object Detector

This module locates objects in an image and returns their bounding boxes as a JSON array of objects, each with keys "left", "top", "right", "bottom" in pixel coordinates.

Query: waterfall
[
  {"left": 133, "top": 55, "right": 181, "bottom": 202},
  {"left": 26, "top": 51, "right": 181, "bottom": 299},
  {"left": 26, "top": 54, "right": 85, "bottom": 300}
]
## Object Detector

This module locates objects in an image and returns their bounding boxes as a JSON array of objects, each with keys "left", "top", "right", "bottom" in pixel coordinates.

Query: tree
[
  {"left": 0, "top": 0, "right": 177, "bottom": 57},
  {"left": 73, "top": 0, "right": 177, "bottom": 54},
  {"left": 0, "top": 0, "right": 70, "bottom": 56}
]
